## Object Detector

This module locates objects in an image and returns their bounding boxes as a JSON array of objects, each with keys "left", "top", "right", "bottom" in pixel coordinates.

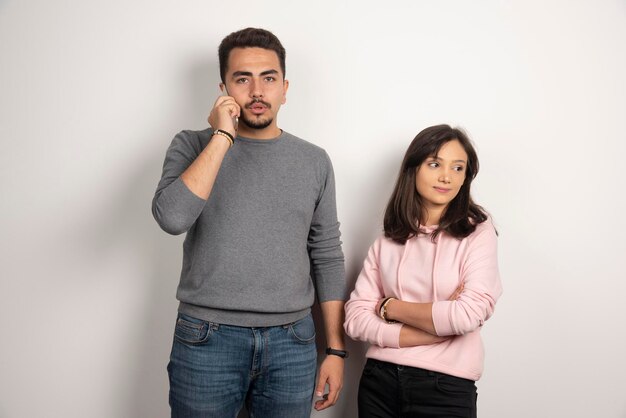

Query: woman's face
[{"left": 415, "top": 139, "right": 468, "bottom": 223}]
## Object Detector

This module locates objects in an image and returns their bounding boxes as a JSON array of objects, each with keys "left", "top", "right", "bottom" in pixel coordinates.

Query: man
[{"left": 152, "top": 28, "right": 347, "bottom": 417}]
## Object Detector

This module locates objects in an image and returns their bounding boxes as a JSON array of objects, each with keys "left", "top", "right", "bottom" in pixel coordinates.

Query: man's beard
[
  {"left": 240, "top": 98, "right": 274, "bottom": 130},
  {"left": 240, "top": 113, "right": 274, "bottom": 130}
]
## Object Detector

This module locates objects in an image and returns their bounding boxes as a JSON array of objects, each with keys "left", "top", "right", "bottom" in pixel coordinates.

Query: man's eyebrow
[
  {"left": 231, "top": 69, "right": 279, "bottom": 78},
  {"left": 231, "top": 71, "right": 253, "bottom": 77}
]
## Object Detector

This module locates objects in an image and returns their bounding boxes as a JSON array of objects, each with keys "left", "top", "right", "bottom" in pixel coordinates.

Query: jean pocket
[
  {"left": 173, "top": 313, "right": 213, "bottom": 345},
  {"left": 287, "top": 314, "right": 316, "bottom": 344},
  {"left": 435, "top": 373, "right": 477, "bottom": 397}
]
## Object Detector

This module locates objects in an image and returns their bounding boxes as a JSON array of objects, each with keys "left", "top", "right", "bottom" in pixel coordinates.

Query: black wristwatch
[{"left": 325, "top": 347, "right": 349, "bottom": 358}]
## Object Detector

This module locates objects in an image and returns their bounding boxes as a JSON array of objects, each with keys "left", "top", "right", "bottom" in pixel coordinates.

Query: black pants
[{"left": 358, "top": 359, "right": 477, "bottom": 418}]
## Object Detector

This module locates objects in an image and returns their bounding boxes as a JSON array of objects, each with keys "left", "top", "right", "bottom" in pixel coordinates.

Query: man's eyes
[{"left": 234, "top": 77, "right": 275, "bottom": 83}]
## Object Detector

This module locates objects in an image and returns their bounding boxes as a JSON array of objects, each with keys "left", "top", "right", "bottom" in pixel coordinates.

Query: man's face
[{"left": 221, "top": 47, "right": 288, "bottom": 135}]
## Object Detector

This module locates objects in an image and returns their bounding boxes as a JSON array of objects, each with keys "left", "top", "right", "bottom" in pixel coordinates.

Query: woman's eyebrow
[{"left": 429, "top": 156, "right": 467, "bottom": 163}]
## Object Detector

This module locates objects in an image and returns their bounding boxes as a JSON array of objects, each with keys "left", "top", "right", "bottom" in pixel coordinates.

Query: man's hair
[
  {"left": 218, "top": 28, "right": 286, "bottom": 83},
  {"left": 383, "top": 124, "right": 489, "bottom": 244}
]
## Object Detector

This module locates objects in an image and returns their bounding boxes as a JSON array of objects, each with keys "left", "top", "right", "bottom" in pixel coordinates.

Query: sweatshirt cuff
[
  {"left": 432, "top": 301, "right": 455, "bottom": 336},
  {"left": 379, "top": 321, "right": 403, "bottom": 348}
]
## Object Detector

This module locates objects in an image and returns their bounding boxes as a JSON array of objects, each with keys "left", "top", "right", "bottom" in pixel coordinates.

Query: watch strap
[{"left": 325, "top": 347, "right": 349, "bottom": 358}]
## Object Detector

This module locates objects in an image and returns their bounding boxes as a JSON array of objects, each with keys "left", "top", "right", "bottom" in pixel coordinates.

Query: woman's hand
[
  {"left": 374, "top": 298, "right": 385, "bottom": 318},
  {"left": 448, "top": 282, "right": 464, "bottom": 301}
]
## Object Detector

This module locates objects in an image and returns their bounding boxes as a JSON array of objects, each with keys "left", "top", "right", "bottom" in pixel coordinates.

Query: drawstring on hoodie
[
  {"left": 431, "top": 231, "right": 442, "bottom": 302},
  {"left": 397, "top": 239, "right": 410, "bottom": 301},
  {"left": 397, "top": 226, "right": 443, "bottom": 302}
]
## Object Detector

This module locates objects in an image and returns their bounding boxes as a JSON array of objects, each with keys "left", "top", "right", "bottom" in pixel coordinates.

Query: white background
[{"left": 1, "top": 1, "right": 625, "bottom": 417}]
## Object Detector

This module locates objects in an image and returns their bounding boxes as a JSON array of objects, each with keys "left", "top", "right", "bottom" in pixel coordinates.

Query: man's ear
[
  {"left": 282, "top": 79, "right": 289, "bottom": 104},
  {"left": 219, "top": 83, "right": 226, "bottom": 94}
]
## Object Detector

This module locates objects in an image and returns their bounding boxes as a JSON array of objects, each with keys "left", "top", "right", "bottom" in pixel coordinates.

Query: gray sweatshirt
[{"left": 152, "top": 129, "right": 346, "bottom": 326}]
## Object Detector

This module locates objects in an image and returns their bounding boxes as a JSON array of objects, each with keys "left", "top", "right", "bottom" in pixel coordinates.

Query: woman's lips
[{"left": 433, "top": 187, "right": 451, "bottom": 193}]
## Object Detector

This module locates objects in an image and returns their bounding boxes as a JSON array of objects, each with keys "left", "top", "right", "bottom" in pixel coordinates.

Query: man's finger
[
  {"left": 314, "top": 374, "right": 327, "bottom": 397},
  {"left": 314, "top": 396, "right": 330, "bottom": 411},
  {"left": 326, "top": 386, "right": 339, "bottom": 405}
]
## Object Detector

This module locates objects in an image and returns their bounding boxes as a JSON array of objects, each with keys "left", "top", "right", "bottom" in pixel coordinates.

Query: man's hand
[
  {"left": 313, "top": 354, "right": 344, "bottom": 411},
  {"left": 207, "top": 95, "right": 240, "bottom": 138},
  {"left": 179, "top": 95, "right": 240, "bottom": 200}
]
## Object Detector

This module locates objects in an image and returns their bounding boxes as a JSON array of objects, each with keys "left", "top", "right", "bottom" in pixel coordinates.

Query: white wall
[{"left": 1, "top": 1, "right": 625, "bottom": 417}]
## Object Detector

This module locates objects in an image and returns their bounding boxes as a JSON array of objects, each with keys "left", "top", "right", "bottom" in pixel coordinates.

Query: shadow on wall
[
  {"left": 128, "top": 153, "right": 181, "bottom": 418},
  {"left": 126, "top": 57, "right": 224, "bottom": 417},
  {"left": 95, "top": 57, "right": 224, "bottom": 417},
  {"left": 91, "top": 145, "right": 181, "bottom": 418},
  {"left": 72, "top": 135, "right": 181, "bottom": 417}
]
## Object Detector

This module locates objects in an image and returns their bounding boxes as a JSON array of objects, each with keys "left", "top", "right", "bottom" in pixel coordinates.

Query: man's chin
[{"left": 241, "top": 115, "right": 273, "bottom": 130}]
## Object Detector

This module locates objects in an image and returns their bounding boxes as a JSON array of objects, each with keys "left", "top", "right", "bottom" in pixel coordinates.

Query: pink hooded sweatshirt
[{"left": 344, "top": 219, "right": 502, "bottom": 381}]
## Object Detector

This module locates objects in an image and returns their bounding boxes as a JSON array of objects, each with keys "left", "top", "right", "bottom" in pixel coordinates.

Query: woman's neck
[{"left": 422, "top": 207, "right": 444, "bottom": 226}]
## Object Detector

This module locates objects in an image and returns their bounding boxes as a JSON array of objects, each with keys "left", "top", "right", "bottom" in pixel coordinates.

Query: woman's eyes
[{"left": 426, "top": 162, "right": 465, "bottom": 172}]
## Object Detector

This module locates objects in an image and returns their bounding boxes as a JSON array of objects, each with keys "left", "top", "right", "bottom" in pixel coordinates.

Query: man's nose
[{"left": 250, "top": 79, "right": 263, "bottom": 98}]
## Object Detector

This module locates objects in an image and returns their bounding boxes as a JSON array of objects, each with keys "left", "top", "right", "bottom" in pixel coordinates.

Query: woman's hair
[{"left": 383, "top": 124, "right": 488, "bottom": 244}]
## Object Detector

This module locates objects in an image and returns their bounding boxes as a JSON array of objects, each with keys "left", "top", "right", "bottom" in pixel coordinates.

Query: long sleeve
[
  {"left": 431, "top": 221, "right": 503, "bottom": 336},
  {"left": 152, "top": 131, "right": 207, "bottom": 235},
  {"left": 307, "top": 152, "right": 346, "bottom": 302},
  {"left": 344, "top": 240, "right": 403, "bottom": 348}
]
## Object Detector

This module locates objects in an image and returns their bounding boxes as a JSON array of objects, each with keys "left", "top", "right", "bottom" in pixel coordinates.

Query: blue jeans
[{"left": 167, "top": 313, "right": 317, "bottom": 418}]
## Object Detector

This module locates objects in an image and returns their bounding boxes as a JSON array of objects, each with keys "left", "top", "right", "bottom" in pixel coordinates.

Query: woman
[{"left": 344, "top": 124, "right": 502, "bottom": 418}]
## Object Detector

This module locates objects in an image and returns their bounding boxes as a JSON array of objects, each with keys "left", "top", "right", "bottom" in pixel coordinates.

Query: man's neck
[{"left": 237, "top": 125, "right": 282, "bottom": 140}]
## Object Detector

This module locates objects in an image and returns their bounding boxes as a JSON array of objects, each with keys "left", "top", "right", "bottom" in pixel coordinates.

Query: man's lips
[{"left": 246, "top": 101, "right": 270, "bottom": 115}]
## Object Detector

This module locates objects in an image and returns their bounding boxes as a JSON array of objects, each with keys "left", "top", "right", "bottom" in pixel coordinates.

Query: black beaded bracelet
[{"left": 213, "top": 128, "right": 235, "bottom": 145}]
